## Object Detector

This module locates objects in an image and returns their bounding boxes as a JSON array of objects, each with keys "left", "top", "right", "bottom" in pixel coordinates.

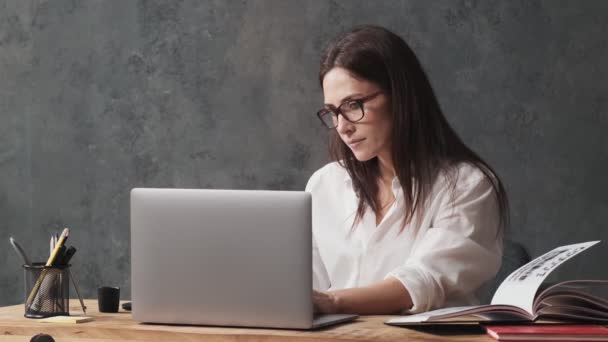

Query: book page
[
  {"left": 535, "top": 280, "right": 608, "bottom": 309},
  {"left": 491, "top": 241, "right": 599, "bottom": 314},
  {"left": 385, "top": 306, "right": 479, "bottom": 324},
  {"left": 385, "top": 305, "right": 532, "bottom": 325}
]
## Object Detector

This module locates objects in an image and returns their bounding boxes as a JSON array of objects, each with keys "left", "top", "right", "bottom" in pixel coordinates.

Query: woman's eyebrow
[{"left": 324, "top": 93, "right": 364, "bottom": 106}]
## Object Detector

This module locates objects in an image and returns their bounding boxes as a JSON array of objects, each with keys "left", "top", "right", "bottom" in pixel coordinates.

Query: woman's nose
[{"left": 336, "top": 115, "right": 354, "bottom": 135}]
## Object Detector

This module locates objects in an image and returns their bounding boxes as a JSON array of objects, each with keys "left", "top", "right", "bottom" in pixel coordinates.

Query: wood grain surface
[{"left": 0, "top": 300, "right": 492, "bottom": 341}]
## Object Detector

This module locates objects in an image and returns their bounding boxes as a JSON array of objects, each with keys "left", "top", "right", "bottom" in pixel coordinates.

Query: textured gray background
[{"left": 1, "top": 0, "right": 607, "bottom": 306}]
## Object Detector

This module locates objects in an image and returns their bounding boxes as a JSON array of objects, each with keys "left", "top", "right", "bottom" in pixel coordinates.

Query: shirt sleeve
[
  {"left": 385, "top": 171, "right": 504, "bottom": 313},
  {"left": 305, "top": 170, "right": 331, "bottom": 291},
  {"left": 312, "top": 233, "right": 331, "bottom": 290}
]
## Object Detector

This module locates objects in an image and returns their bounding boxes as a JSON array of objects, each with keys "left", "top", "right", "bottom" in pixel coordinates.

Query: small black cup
[{"left": 97, "top": 286, "right": 120, "bottom": 313}]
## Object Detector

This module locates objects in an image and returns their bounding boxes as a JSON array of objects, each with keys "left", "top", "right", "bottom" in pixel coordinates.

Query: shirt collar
[{"left": 344, "top": 174, "right": 402, "bottom": 191}]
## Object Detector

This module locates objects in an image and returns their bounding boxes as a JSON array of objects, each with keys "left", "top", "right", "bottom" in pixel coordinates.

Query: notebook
[{"left": 40, "top": 316, "right": 94, "bottom": 324}]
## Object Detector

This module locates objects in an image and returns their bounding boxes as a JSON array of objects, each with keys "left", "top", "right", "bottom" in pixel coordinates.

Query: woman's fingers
[{"left": 312, "top": 290, "right": 337, "bottom": 314}]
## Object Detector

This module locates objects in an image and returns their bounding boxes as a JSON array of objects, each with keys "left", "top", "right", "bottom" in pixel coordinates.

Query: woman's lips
[{"left": 347, "top": 138, "right": 365, "bottom": 148}]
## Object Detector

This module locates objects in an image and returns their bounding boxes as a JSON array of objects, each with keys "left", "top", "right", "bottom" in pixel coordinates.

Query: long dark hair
[{"left": 319, "top": 25, "right": 509, "bottom": 232}]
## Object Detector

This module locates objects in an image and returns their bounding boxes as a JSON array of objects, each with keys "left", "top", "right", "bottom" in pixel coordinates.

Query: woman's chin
[{"left": 352, "top": 151, "right": 376, "bottom": 162}]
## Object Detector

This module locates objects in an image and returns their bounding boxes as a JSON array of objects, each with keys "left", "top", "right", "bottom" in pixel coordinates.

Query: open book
[{"left": 386, "top": 241, "right": 608, "bottom": 325}]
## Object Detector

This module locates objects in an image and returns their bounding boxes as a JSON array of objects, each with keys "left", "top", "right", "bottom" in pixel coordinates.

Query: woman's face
[{"left": 322, "top": 67, "right": 392, "bottom": 162}]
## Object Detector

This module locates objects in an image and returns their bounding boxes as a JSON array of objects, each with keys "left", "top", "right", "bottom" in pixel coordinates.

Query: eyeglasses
[{"left": 316, "top": 91, "right": 383, "bottom": 129}]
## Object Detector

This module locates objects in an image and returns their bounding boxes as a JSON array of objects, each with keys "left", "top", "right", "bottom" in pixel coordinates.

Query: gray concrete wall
[{"left": 1, "top": 0, "right": 607, "bottom": 306}]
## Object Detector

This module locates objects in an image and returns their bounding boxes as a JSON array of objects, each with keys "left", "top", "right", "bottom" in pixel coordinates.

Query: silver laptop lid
[{"left": 130, "top": 188, "right": 313, "bottom": 329}]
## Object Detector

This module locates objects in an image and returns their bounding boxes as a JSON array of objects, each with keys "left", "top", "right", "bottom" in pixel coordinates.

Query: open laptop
[{"left": 130, "top": 188, "right": 358, "bottom": 329}]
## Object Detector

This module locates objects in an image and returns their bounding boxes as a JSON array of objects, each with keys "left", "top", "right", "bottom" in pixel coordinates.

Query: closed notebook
[
  {"left": 40, "top": 316, "right": 94, "bottom": 324},
  {"left": 484, "top": 324, "right": 608, "bottom": 341}
]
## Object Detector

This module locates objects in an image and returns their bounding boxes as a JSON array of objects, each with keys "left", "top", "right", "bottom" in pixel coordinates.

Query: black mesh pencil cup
[{"left": 23, "top": 263, "right": 70, "bottom": 318}]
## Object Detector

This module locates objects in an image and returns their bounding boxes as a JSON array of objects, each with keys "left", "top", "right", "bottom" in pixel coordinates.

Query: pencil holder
[{"left": 23, "top": 263, "right": 70, "bottom": 318}]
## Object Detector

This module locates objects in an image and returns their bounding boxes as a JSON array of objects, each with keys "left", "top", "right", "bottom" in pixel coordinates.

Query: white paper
[
  {"left": 385, "top": 306, "right": 478, "bottom": 324},
  {"left": 491, "top": 240, "right": 599, "bottom": 314}
]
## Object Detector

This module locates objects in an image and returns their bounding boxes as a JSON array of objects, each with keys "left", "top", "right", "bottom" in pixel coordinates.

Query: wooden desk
[{"left": 0, "top": 300, "right": 492, "bottom": 341}]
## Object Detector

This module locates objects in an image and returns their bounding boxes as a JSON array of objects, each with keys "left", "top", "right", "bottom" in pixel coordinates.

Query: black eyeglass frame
[{"left": 316, "top": 91, "right": 383, "bottom": 129}]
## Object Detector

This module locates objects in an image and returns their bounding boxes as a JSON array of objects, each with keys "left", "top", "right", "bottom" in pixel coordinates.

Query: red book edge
[{"left": 484, "top": 324, "right": 608, "bottom": 340}]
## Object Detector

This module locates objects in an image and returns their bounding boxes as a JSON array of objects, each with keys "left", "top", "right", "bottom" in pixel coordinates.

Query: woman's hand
[
  {"left": 312, "top": 290, "right": 340, "bottom": 314},
  {"left": 311, "top": 278, "right": 412, "bottom": 315}
]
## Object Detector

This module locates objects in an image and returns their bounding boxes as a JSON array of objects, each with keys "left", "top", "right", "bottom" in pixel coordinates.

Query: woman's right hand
[{"left": 312, "top": 289, "right": 339, "bottom": 314}]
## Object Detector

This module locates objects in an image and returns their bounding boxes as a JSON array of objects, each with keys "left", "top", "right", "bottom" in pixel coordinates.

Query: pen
[
  {"left": 9, "top": 237, "right": 32, "bottom": 265},
  {"left": 26, "top": 228, "right": 70, "bottom": 307},
  {"left": 58, "top": 246, "right": 76, "bottom": 266}
]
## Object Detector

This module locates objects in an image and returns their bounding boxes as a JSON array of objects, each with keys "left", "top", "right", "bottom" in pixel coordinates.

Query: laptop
[{"left": 130, "top": 188, "right": 358, "bottom": 329}]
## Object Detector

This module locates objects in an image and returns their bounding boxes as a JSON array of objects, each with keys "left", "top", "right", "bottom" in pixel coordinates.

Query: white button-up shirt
[{"left": 305, "top": 162, "right": 503, "bottom": 313}]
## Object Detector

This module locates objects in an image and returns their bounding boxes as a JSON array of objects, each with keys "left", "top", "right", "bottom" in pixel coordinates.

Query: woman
[{"left": 308, "top": 25, "right": 509, "bottom": 315}]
